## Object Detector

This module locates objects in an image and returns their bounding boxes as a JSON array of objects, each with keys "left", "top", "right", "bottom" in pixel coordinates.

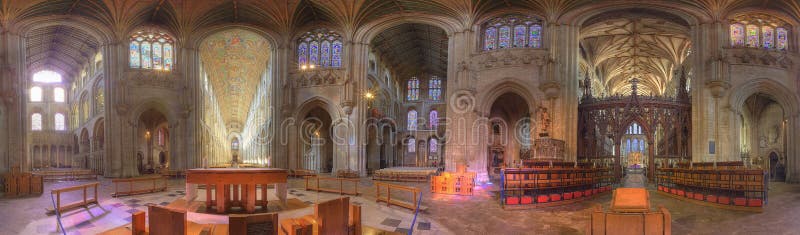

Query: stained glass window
[
  {"left": 529, "top": 24, "right": 542, "bottom": 48},
  {"left": 309, "top": 41, "right": 319, "bottom": 66},
  {"left": 320, "top": 41, "right": 330, "bottom": 67},
  {"left": 428, "top": 76, "right": 442, "bottom": 100},
  {"left": 30, "top": 86, "right": 42, "bottom": 102},
  {"left": 483, "top": 15, "right": 543, "bottom": 51},
  {"left": 31, "top": 113, "right": 42, "bottom": 131},
  {"left": 130, "top": 30, "right": 174, "bottom": 71},
  {"left": 408, "top": 138, "right": 416, "bottom": 153},
  {"left": 498, "top": 26, "right": 511, "bottom": 49},
  {"left": 152, "top": 42, "right": 163, "bottom": 69},
  {"left": 429, "top": 139, "right": 437, "bottom": 153},
  {"left": 408, "top": 109, "right": 418, "bottom": 131},
  {"left": 777, "top": 27, "right": 788, "bottom": 50},
  {"left": 429, "top": 110, "right": 438, "bottom": 129},
  {"left": 298, "top": 29, "right": 343, "bottom": 68},
  {"left": 54, "top": 113, "right": 65, "bottom": 131},
  {"left": 762, "top": 26, "right": 774, "bottom": 49},
  {"left": 484, "top": 27, "right": 497, "bottom": 50},
  {"left": 164, "top": 44, "right": 173, "bottom": 70},
  {"left": 54, "top": 87, "right": 65, "bottom": 103},
  {"left": 407, "top": 78, "right": 419, "bottom": 101},
  {"left": 141, "top": 41, "right": 152, "bottom": 69},
  {"left": 298, "top": 42, "right": 308, "bottom": 66},
  {"left": 513, "top": 25, "right": 526, "bottom": 47},
  {"left": 730, "top": 24, "right": 745, "bottom": 46},
  {"left": 332, "top": 40, "right": 343, "bottom": 67},
  {"left": 746, "top": 25, "right": 759, "bottom": 48},
  {"left": 130, "top": 42, "right": 141, "bottom": 68}
]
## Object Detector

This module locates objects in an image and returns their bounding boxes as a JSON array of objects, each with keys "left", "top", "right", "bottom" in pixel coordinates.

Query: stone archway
[{"left": 486, "top": 92, "right": 532, "bottom": 180}]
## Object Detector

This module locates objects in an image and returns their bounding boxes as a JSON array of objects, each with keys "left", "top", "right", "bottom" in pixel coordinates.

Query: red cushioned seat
[
  {"left": 747, "top": 199, "right": 763, "bottom": 207},
  {"left": 563, "top": 192, "right": 573, "bottom": 200},
  {"left": 521, "top": 196, "right": 533, "bottom": 204},
  {"left": 686, "top": 192, "right": 694, "bottom": 198},
  {"left": 537, "top": 195, "right": 549, "bottom": 203},
  {"left": 658, "top": 186, "right": 664, "bottom": 191},
  {"left": 706, "top": 195, "right": 717, "bottom": 203},
  {"left": 593, "top": 189, "right": 599, "bottom": 194},
  {"left": 718, "top": 196, "right": 731, "bottom": 204},
  {"left": 693, "top": 193, "right": 704, "bottom": 201},
  {"left": 574, "top": 191, "right": 583, "bottom": 198},
  {"left": 585, "top": 189, "right": 593, "bottom": 196},
  {"left": 677, "top": 190, "right": 685, "bottom": 197},
  {"left": 670, "top": 189, "right": 677, "bottom": 194},
  {"left": 550, "top": 194, "right": 561, "bottom": 201},
  {"left": 506, "top": 197, "right": 519, "bottom": 205},
  {"left": 734, "top": 198, "right": 746, "bottom": 206}
]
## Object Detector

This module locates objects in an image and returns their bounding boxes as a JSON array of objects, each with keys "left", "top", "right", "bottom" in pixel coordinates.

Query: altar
[{"left": 185, "top": 168, "right": 288, "bottom": 214}]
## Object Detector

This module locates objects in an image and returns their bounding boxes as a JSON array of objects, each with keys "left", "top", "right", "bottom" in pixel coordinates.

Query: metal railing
[
  {"left": 407, "top": 194, "right": 423, "bottom": 235},
  {"left": 49, "top": 193, "right": 67, "bottom": 235}
]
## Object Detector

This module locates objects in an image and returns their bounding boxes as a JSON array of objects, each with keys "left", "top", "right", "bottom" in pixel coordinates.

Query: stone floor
[{"left": 1, "top": 175, "right": 799, "bottom": 235}]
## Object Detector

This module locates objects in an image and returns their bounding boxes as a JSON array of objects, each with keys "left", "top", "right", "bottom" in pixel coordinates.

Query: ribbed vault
[{"left": 580, "top": 10, "right": 692, "bottom": 97}]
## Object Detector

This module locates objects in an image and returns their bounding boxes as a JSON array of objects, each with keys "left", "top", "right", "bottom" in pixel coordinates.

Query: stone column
[{"left": 0, "top": 29, "right": 29, "bottom": 171}]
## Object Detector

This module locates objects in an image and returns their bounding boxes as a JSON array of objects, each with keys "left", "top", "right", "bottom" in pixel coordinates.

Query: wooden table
[{"left": 185, "top": 168, "right": 288, "bottom": 213}]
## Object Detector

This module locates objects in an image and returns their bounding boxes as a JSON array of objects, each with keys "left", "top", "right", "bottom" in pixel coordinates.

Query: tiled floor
[{"left": 2, "top": 176, "right": 800, "bottom": 234}]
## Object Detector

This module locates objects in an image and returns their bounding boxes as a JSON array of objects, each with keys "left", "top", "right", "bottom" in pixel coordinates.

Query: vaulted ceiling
[
  {"left": 580, "top": 10, "right": 692, "bottom": 97},
  {"left": 4, "top": 0, "right": 800, "bottom": 83},
  {"left": 370, "top": 23, "right": 448, "bottom": 80},
  {"left": 26, "top": 25, "right": 100, "bottom": 79}
]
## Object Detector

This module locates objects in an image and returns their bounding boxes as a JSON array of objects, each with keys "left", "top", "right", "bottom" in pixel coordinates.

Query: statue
[{"left": 539, "top": 107, "right": 551, "bottom": 135}]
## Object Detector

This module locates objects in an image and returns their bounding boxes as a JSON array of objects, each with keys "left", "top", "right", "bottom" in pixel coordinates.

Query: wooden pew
[
  {"left": 112, "top": 175, "right": 168, "bottom": 197},
  {"left": 288, "top": 169, "right": 317, "bottom": 178},
  {"left": 149, "top": 205, "right": 187, "bottom": 235},
  {"left": 304, "top": 176, "right": 360, "bottom": 195},
  {"left": 47, "top": 182, "right": 100, "bottom": 215},
  {"left": 375, "top": 182, "right": 421, "bottom": 211},
  {"left": 3, "top": 167, "right": 44, "bottom": 197},
  {"left": 229, "top": 213, "right": 279, "bottom": 235},
  {"left": 279, "top": 197, "right": 361, "bottom": 235}
]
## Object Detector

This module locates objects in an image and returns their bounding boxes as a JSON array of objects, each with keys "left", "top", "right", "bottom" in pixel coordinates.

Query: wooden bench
[
  {"left": 34, "top": 169, "right": 97, "bottom": 181},
  {"left": 375, "top": 182, "right": 422, "bottom": 211},
  {"left": 47, "top": 182, "right": 100, "bottom": 215},
  {"left": 288, "top": 169, "right": 317, "bottom": 178},
  {"left": 161, "top": 169, "right": 185, "bottom": 178},
  {"left": 336, "top": 169, "right": 359, "bottom": 178},
  {"left": 304, "top": 176, "right": 360, "bottom": 196},
  {"left": 112, "top": 175, "right": 168, "bottom": 197},
  {"left": 279, "top": 197, "right": 361, "bottom": 235}
]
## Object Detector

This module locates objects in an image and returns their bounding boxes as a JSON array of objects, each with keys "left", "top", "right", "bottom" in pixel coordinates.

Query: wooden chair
[{"left": 230, "top": 213, "right": 279, "bottom": 235}]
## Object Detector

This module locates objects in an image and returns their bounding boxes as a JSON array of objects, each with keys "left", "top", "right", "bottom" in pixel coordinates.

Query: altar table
[{"left": 185, "top": 168, "right": 288, "bottom": 213}]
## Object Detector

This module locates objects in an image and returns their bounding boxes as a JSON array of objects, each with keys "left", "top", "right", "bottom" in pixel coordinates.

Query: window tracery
[
  {"left": 407, "top": 77, "right": 420, "bottom": 101},
  {"left": 429, "top": 76, "right": 442, "bottom": 100},
  {"left": 298, "top": 29, "right": 343, "bottom": 69},
  {"left": 130, "top": 29, "right": 174, "bottom": 70},
  {"left": 730, "top": 15, "right": 790, "bottom": 50},
  {"left": 482, "top": 15, "right": 543, "bottom": 51}
]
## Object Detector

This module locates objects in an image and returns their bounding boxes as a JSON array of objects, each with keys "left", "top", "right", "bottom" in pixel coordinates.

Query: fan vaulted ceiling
[
  {"left": 580, "top": 9, "right": 692, "bottom": 97},
  {"left": 370, "top": 23, "right": 448, "bottom": 80}
]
